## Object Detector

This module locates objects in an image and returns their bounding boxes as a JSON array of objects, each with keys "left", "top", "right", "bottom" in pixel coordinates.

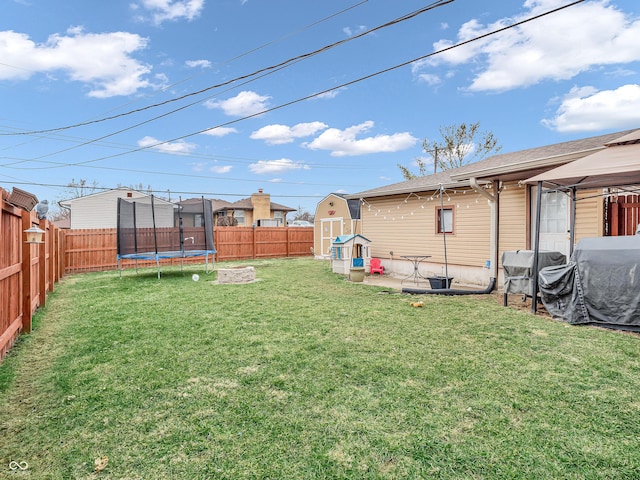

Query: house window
[
  {"left": 234, "top": 209, "right": 245, "bottom": 225},
  {"left": 273, "top": 211, "right": 284, "bottom": 225},
  {"left": 194, "top": 214, "right": 204, "bottom": 227},
  {"left": 436, "top": 206, "right": 454, "bottom": 234}
]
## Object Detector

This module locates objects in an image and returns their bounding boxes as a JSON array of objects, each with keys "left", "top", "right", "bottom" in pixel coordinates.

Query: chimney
[{"left": 251, "top": 189, "right": 271, "bottom": 221}]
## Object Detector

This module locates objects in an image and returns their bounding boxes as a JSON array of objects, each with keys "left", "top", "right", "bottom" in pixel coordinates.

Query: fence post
[
  {"left": 610, "top": 200, "right": 620, "bottom": 236},
  {"left": 286, "top": 227, "right": 290, "bottom": 257},
  {"left": 50, "top": 222, "right": 57, "bottom": 287},
  {"left": 38, "top": 218, "right": 47, "bottom": 307},
  {"left": 252, "top": 227, "right": 257, "bottom": 259},
  {"left": 59, "top": 229, "right": 66, "bottom": 277},
  {"left": 21, "top": 210, "right": 33, "bottom": 334}
]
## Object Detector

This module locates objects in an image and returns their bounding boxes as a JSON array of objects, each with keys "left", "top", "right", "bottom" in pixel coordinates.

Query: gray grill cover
[
  {"left": 539, "top": 236, "right": 640, "bottom": 331},
  {"left": 502, "top": 250, "right": 566, "bottom": 296}
]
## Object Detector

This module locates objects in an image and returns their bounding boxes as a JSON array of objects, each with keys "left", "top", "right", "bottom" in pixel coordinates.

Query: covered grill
[
  {"left": 502, "top": 250, "right": 566, "bottom": 306},
  {"left": 539, "top": 236, "right": 640, "bottom": 331}
]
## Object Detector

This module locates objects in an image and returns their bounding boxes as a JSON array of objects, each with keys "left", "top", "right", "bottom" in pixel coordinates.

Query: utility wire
[
  {"left": 0, "top": 0, "right": 452, "bottom": 137},
  {"left": 0, "top": 0, "right": 454, "bottom": 170},
  {"left": 30, "top": 0, "right": 583, "bottom": 171},
  {"left": 0, "top": 0, "right": 369, "bottom": 141},
  {"left": 0, "top": 178, "right": 326, "bottom": 199}
]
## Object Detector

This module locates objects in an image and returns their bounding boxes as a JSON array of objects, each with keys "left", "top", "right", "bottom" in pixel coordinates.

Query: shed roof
[{"left": 321, "top": 193, "right": 361, "bottom": 219}]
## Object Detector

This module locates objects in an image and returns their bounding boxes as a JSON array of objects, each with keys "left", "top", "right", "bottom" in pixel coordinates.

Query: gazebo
[{"left": 523, "top": 128, "right": 640, "bottom": 329}]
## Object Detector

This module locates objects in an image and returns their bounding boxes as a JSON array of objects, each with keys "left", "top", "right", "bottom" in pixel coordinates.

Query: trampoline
[{"left": 117, "top": 195, "right": 216, "bottom": 278}]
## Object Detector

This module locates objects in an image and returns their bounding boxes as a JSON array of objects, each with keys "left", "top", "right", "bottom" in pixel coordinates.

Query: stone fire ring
[{"left": 217, "top": 266, "right": 256, "bottom": 284}]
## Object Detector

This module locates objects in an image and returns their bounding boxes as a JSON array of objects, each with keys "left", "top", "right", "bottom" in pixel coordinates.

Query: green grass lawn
[{"left": 1, "top": 258, "right": 639, "bottom": 479}]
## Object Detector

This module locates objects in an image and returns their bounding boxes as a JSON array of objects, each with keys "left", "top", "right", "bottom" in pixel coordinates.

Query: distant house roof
[
  {"left": 211, "top": 199, "right": 233, "bottom": 212},
  {"left": 349, "top": 129, "right": 637, "bottom": 199},
  {"left": 214, "top": 197, "right": 296, "bottom": 212},
  {"left": 52, "top": 217, "right": 71, "bottom": 229},
  {"left": 177, "top": 197, "right": 213, "bottom": 213},
  {"left": 59, "top": 187, "right": 143, "bottom": 207},
  {"left": 59, "top": 188, "right": 176, "bottom": 207}
]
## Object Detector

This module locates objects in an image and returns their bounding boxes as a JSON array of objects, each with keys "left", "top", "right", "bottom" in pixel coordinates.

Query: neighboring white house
[{"left": 59, "top": 188, "right": 176, "bottom": 229}]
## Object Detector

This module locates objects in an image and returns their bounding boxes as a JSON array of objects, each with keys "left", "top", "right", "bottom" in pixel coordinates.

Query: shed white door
[
  {"left": 531, "top": 188, "right": 570, "bottom": 257},
  {"left": 321, "top": 217, "right": 343, "bottom": 256}
]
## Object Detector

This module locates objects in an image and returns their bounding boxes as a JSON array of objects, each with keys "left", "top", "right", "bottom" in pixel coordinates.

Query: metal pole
[
  {"left": 532, "top": 181, "right": 543, "bottom": 314},
  {"left": 440, "top": 184, "right": 449, "bottom": 282},
  {"left": 570, "top": 187, "right": 577, "bottom": 257}
]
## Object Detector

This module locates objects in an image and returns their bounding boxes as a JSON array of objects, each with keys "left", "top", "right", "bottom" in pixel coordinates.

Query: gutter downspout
[{"left": 470, "top": 177, "right": 499, "bottom": 290}]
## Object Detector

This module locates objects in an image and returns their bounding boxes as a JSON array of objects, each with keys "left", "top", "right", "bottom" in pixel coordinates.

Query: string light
[{"left": 358, "top": 184, "right": 497, "bottom": 222}]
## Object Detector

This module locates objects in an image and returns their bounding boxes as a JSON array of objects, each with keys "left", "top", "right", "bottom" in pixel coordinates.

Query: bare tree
[
  {"left": 47, "top": 178, "right": 101, "bottom": 222},
  {"left": 66, "top": 178, "right": 100, "bottom": 198},
  {"left": 398, "top": 122, "right": 501, "bottom": 180},
  {"left": 293, "top": 205, "right": 315, "bottom": 222}
]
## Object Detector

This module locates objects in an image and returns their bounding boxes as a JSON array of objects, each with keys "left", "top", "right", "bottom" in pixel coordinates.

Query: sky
[{"left": 1, "top": 0, "right": 639, "bottom": 215}]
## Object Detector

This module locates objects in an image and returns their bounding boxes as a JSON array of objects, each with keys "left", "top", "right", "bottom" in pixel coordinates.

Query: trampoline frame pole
[{"left": 151, "top": 195, "right": 161, "bottom": 279}]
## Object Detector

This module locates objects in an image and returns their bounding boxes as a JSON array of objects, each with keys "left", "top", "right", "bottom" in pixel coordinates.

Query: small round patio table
[{"left": 400, "top": 255, "right": 431, "bottom": 285}]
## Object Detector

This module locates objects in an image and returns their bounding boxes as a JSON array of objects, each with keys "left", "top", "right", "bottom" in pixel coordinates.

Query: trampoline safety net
[{"left": 117, "top": 195, "right": 215, "bottom": 277}]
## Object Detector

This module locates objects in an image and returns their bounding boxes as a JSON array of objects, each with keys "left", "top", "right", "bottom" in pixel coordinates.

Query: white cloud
[
  {"left": 250, "top": 122, "right": 328, "bottom": 145},
  {"left": 415, "top": 1, "right": 640, "bottom": 92},
  {"left": 314, "top": 87, "right": 346, "bottom": 100},
  {"left": 192, "top": 161, "right": 232, "bottom": 173},
  {"left": 417, "top": 73, "right": 441, "bottom": 86},
  {"left": 303, "top": 121, "right": 418, "bottom": 157},
  {"left": 200, "top": 127, "right": 238, "bottom": 137},
  {"left": 185, "top": 59, "right": 211, "bottom": 68},
  {"left": 248, "top": 158, "right": 311, "bottom": 174},
  {"left": 134, "top": 0, "right": 205, "bottom": 25},
  {"left": 137, "top": 135, "right": 197, "bottom": 154},
  {"left": 204, "top": 90, "right": 270, "bottom": 117},
  {"left": 542, "top": 84, "right": 640, "bottom": 132},
  {"left": 0, "top": 28, "right": 152, "bottom": 97},
  {"left": 191, "top": 162, "right": 206, "bottom": 172},
  {"left": 210, "top": 165, "right": 232, "bottom": 174},
  {"left": 343, "top": 25, "right": 367, "bottom": 37}
]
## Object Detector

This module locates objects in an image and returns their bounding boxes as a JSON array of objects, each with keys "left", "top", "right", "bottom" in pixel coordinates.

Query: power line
[
  {"left": 0, "top": 179, "right": 326, "bottom": 199},
  {"left": 0, "top": 0, "right": 452, "bottom": 137},
  {"left": 0, "top": 0, "right": 585, "bottom": 189},
  {"left": 0, "top": 1, "right": 371, "bottom": 166},
  {"left": 31, "top": 0, "right": 584, "bottom": 171},
  {"left": 4, "top": 160, "right": 369, "bottom": 187}
]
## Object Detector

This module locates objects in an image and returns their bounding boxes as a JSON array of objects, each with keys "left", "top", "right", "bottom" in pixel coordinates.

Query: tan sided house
[
  {"left": 214, "top": 189, "right": 295, "bottom": 227},
  {"left": 347, "top": 128, "right": 639, "bottom": 288}
]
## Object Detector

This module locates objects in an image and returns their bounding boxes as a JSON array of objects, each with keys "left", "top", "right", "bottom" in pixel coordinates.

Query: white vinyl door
[
  {"left": 321, "top": 218, "right": 343, "bottom": 256},
  {"left": 531, "top": 188, "right": 570, "bottom": 257}
]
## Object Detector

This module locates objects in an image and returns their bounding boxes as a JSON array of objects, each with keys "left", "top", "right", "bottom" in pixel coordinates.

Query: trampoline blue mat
[{"left": 118, "top": 250, "right": 215, "bottom": 261}]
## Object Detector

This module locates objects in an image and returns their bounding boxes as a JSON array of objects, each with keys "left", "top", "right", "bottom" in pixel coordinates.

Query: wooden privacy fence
[
  {"left": 63, "top": 226, "right": 314, "bottom": 273},
  {"left": 1, "top": 204, "right": 311, "bottom": 361},
  {"left": 1, "top": 192, "right": 61, "bottom": 361},
  {"left": 607, "top": 194, "right": 640, "bottom": 236}
]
